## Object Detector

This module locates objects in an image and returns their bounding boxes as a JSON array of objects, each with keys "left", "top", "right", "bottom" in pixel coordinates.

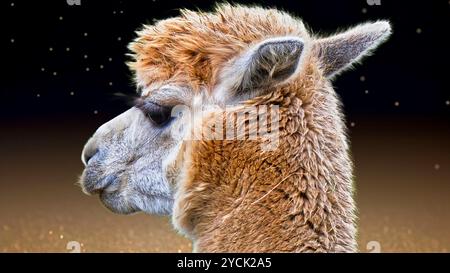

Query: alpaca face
[
  {"left": 79, "top": 5, "right": 391, "bottom": 222},
  {"left": 79, "top": 86, "right": 193, "bottom": 215}
]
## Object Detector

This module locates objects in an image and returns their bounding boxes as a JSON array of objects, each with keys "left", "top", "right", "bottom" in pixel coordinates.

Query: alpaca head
[{"left": 79, "top": 4, "right": 390, "bottom": 230}]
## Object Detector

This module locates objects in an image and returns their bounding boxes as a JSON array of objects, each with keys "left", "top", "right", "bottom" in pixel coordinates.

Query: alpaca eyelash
[
  {"left": 136, "top": 98, "right": 174, "bottom": 126},
  {"left": 112, "top": 92, "right": 140, "bottom": 107}
]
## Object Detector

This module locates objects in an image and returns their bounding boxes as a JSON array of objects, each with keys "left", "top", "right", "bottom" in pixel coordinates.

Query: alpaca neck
[
  {"left": 186, "top": 78, "right": 356, "bottom": 252},
  {"left": 191, "top": 136, "right": 355, "bottom": 252},
  {"left": 193, "top": 174, "right": 302, "bottom": 252}
]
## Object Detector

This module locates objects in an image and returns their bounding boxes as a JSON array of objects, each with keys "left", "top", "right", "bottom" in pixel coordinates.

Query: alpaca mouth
[
  {"left": 80, "top": 169, "right": 121, "bottom": 195},
  {"left": 80, "top": 170, "right": 137, "bottom": 214}
]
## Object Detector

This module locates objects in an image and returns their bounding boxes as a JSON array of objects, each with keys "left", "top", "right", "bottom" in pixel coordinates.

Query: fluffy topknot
[{"left": 128, "top": 4, "right": 310, "bottom": 91}]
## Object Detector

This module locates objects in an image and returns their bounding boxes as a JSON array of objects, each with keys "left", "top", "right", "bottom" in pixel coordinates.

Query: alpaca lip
[{"left": 82, "top": 171, "right": 119, "bottom": 195}]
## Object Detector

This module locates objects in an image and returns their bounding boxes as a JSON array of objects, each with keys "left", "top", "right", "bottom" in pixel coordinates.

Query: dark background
[
  {"left": 1, "top": 0, "right": 449, "bottom": 121},
  {"left": 0, "top": 0, "right": 449, "bottom": 253}
]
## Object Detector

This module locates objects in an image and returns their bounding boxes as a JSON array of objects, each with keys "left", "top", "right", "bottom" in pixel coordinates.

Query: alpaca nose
[{"left": 81, "top": 138, "right": 98, "bottom": 166}]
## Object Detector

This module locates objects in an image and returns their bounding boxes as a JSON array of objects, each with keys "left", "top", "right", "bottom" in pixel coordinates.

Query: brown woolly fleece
[{"left": 126, "top": 4, "right": 389, "bottom": 252}]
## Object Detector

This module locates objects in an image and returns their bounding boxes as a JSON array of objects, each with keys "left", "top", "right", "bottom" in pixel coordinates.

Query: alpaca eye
[{"left": 139, "top": 101, "right": 174, "bottom": 126}]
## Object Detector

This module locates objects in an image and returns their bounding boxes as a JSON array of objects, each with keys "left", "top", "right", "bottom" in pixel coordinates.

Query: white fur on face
[{"left": 80, "top": 92, "right": 190, "bottom": 215}]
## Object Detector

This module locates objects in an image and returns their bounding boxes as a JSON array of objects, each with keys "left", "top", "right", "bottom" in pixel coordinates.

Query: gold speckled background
[{"left": 1, "top": 117, "right": 449, "bottom": 252}]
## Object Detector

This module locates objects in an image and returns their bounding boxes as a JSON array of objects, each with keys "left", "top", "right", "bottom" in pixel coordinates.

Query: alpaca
[{"left": 79, "top": 4, "right": 391, "bottom": 252}]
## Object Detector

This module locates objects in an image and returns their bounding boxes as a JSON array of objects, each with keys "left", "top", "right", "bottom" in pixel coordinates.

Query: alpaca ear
[
  {"left": 314, "top": 21, "right": 392, "bottom": 78},
  {"left": 215, "top": 37, "right": 305, "bottom": 103}
]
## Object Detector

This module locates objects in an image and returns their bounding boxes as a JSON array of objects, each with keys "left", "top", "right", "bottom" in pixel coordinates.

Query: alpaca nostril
[
  {"left": 82, "top": 149, "right": 97, "bottom": 166},
  {"left": 81, "top": 139, "right": 98, "bottom": 166}
]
